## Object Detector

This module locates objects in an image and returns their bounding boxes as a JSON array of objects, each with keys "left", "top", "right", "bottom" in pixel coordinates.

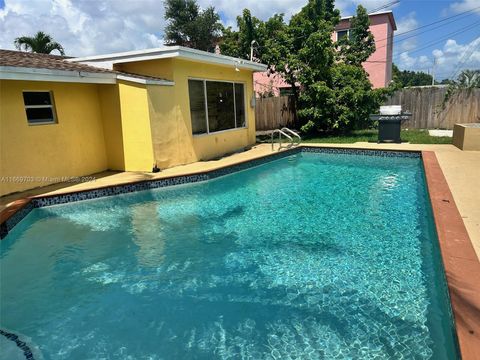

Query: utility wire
[
  {"left": 254, "top": 4, "right": 480, "bottom": 52},
  {"left": 370, "top": 0, "right": 400, "bottom": 13},
  {"left": 448, "top": 39, "right": 480, "bottom": 80},
  {"left": 392, "top": 20, "right": 480, "bottom": 59},
  {"left": 374, "top": 11, "right": 479, "bottom": 53},
  {"left": 250, "top": 3, "right": 480, "bottom": 67},
  {"left": 365, "top": 5, "right": 480, "bottom": 50},
  {"left": 364, "top": 22, "right": 479, "bottom": 62},
  {"left": 393, "top": 5, "right": 480, "bottom": 39},
  {"left": 251, "top": 2, "right": 401, "bottom": 48},
  {"left": 364, "top": 22, "right": 480, "bottom": 62}
]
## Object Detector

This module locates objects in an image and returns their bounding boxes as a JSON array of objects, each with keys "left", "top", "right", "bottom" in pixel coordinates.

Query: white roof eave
[
  {"left": 0, "top": 66, "right": 175, "bottom": 86},
  {"left": 0, "top": 66, "right": 117, "bottom": 84},
  {"left": 69, "top": 46, "right": 268, "bottom": 72},
  {"left": 116, "top": 74, "right": 175, "bottom": 86}
]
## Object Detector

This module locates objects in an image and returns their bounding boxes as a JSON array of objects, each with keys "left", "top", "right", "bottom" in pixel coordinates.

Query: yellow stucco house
[{"left": 0, "top": 47, "right": 267, "bottom": 196}]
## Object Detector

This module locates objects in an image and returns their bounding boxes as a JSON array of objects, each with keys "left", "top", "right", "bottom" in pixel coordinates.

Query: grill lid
[{"left": 379, "top": 105, "right": 402, "bottom": 115}]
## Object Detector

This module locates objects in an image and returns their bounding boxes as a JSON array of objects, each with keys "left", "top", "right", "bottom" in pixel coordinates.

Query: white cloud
[
  {"left": 198, "top": 0, "right": 305, "bottom": 23},
  {"left": 432, "top": 49, "right": 443, "bottom": 58},
  {"left": 0, "top": 0, "right": 419, "bottom": 58},
  {"left": 444, "top": 39, "right": 463, "bottom": 54},
  {"left": 398, "top": 52, "right": 416, "bottom": 68},
  {"left": 196, "top": 0, "right": 391, "bottom": 25},
  {"left": 418, "top": 55, "right": 431, "bottom": 68},
  {"left": 395, "top": 12, "right": 418, "bottom": 52},
  {"left": 0, "top": 0, "right": 397, "bottom": 57},
  {"left": 397, "top": 36, "right": 480, "bottom": 80},
  {"left": 448, "top": 0, "right": 480, "bottom": 15},
  {"left": 0, "top": 0, "right": 167, "bottom": 56}
]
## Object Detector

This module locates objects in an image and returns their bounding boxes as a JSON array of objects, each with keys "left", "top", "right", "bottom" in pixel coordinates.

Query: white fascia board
[
  {"left": 76, "top": 60, "right": 115, "bottom": 70},
  {"left": 70, "top": 47, "right": 180, "bottom": 64},
  {"left": 116, "top": 74, "right": 175, "bottom": 86},
  {"left": 176, "top": 47, "right": 267, "bottom": 71},
  {"left": 0, "top": 66, "right": 117, "bottom": 84},
  {"left": 368, "top": 10, "right": 394, "bottom": 17},
  {"left": 340, "top": 10, "right": 393, "bottom": 20},
  {"left": 69, "top": 46, "right": 268, "bottom": 72}
]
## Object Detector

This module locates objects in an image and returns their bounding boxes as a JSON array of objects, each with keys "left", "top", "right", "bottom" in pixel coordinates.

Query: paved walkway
[
  {"left": 1, "top": 143, "right": 479, "bottom": 259},
  {"left": 429, "top": 129, "right": 453, "bottom": 137}
]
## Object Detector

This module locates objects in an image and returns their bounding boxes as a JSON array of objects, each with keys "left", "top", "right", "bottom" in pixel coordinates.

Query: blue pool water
[{"left": 1, "top": 152, "right": 458, "bottom": 359}]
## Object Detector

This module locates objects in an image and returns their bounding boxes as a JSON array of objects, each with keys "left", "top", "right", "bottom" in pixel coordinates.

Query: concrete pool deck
[{"left": 1, "top": 142, "right": 479, "bottom": 358}]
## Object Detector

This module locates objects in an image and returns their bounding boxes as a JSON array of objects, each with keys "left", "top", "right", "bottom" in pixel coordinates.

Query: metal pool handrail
[
  {"left": 281, "top": 127, "right": 301, "bottom": 145},
  {"left": 271, "top": 127, "right": 301, "bottom": 151}
]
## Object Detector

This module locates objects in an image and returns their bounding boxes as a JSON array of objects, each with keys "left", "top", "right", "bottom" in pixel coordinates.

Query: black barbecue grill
[{"left": 370, "top": 106, "right": 412, "bottom": 143}]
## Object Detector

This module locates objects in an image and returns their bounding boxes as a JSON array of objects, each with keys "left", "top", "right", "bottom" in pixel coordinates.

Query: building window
[
  {"left": 336, "top": 29, "right": 351, "bottom": 41},
  {"left": 188, "top": 79, "right": 246, "bottom": 135},
  {"left": 188, "top": 81, "right": 207, "bottom": 134},
  {"left": 22, "top": 91, "right": 57, "bottom": 125},
  {"left": 234, "top": 83, "right": 246, "bottom": 128},
  {"left": 279, "top": 87, "right": 299, "bottom": 96}
]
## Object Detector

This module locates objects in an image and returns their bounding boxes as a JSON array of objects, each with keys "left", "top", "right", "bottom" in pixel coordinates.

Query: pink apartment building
[{"left": 254, "top": 10, "right": 397, "bottom": 96}]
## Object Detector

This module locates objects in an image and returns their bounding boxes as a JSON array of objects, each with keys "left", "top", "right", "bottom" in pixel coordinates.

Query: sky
[{"left": 0, "top": 0, "right": 479, "bottom": 80}]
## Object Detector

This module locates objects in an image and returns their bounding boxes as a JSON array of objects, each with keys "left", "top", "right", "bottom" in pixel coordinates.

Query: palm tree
[
  {"left": 14, "top": 31, "right": 65, "bottom": 55},
  {"left": 457, "top": 70, "right": 480, "bottom": 88}
]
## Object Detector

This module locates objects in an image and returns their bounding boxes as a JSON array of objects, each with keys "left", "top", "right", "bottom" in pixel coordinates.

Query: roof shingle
[
  {"left": 0, "top": 49, "right": 171, "bottom": 83},
  {"left": 0, "top": 49, "right": 113, "bottom": 74}
]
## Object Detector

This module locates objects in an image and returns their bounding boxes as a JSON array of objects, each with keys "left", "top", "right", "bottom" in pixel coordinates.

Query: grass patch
[{"left": 300, "top": 129, "right": 453, "bottom": 144}]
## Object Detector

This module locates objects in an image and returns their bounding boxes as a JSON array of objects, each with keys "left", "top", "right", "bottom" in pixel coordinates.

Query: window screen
[
  {"left": 234, "top": 83, "right": 245, "bottom": 128},
  {"left": 187, "top": 80, "right": 246, "bottom": 135},
  {"left": 206, "top": 81, "right": 235, "bottom": 132},
  {"left": 22, "top": 91, "right": 56, "bottom": 124},
  {"left": 337, "top": 30, "right": 349, "bottom": 41},
  {"left": 188, "top": 80, "right": 208, "bottom": 134}
]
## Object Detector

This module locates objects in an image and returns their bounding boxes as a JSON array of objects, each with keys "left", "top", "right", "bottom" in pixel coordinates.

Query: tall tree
[
  {"left": 220, "top": 9, "right": 279, "bottom": 61},
  {"left": 295, "top": 3, "right": 386, "bottom": 133},
  {"left": 14, "top": 31, "right": 65, "bottom": 55},
  {"left": 336, "top": 5, "right": 375, "bottom": 66},
  {"left": 392, "top": 64, "right": 433, "bottom": 87},
  {"left": 164, "top": 0, "right": 222, "bottom": 51},
  {"left": 223, "top": 1, "right": 389, "bottom": 133},
  {"left": 236, "top": 9, "right": 258, "bottom": 59},
  {"left": 262, "top": 0, "right": 339, "bottom": 128},
  {"left": 220, "top": 27, "right": 241, "bottom": 58}
]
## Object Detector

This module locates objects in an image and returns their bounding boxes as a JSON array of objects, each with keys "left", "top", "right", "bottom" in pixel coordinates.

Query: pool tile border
[
  {"left": 0, "top": 199, "right": 33, "bottom": 238},
  {"left": 301, "top": 146, "right": 421, "bottom": 158},
  {"left": 422, "top": 151, "right": 480, "bottom": 360},
  {"left": 0, "top": 329, "right": 35, "bottom": 360}
]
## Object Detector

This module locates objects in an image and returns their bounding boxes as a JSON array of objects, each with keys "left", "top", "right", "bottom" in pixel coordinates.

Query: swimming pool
[{"left": 0, "top": 151, "right": 459, "bottom": 359}]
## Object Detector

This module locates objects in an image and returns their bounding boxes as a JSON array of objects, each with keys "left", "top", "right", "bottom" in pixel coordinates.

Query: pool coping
[
  {"left": 422, "top": 151, "right": 480, "bottom": 359},
  {"left": 1, "top": 145, "right": 479, "bottom": 359}
]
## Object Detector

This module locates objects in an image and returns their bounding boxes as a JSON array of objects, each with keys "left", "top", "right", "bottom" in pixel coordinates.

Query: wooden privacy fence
[
  {"left": 255, "top": 87, "right": 480, "bottom": 131},
  {"left": 255, "top": 96, "right": 296, "bottom": 131},
  {"left": 384, "top": 87, "right": 480, "bottom": 129}
]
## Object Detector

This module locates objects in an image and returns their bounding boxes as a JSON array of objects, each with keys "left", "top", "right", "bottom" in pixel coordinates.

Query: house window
[
  {"left": 22, "top": 91, "right": 57, "bottom": 125},
  {"left": 188, "top": 81, "right": 208, "bottom": 134},
  {"left": 336, "top": 29, "right": 350, "bottom": 41},
  {"left": 188, "top": 79, "right": 246, "bottom": 135}
]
